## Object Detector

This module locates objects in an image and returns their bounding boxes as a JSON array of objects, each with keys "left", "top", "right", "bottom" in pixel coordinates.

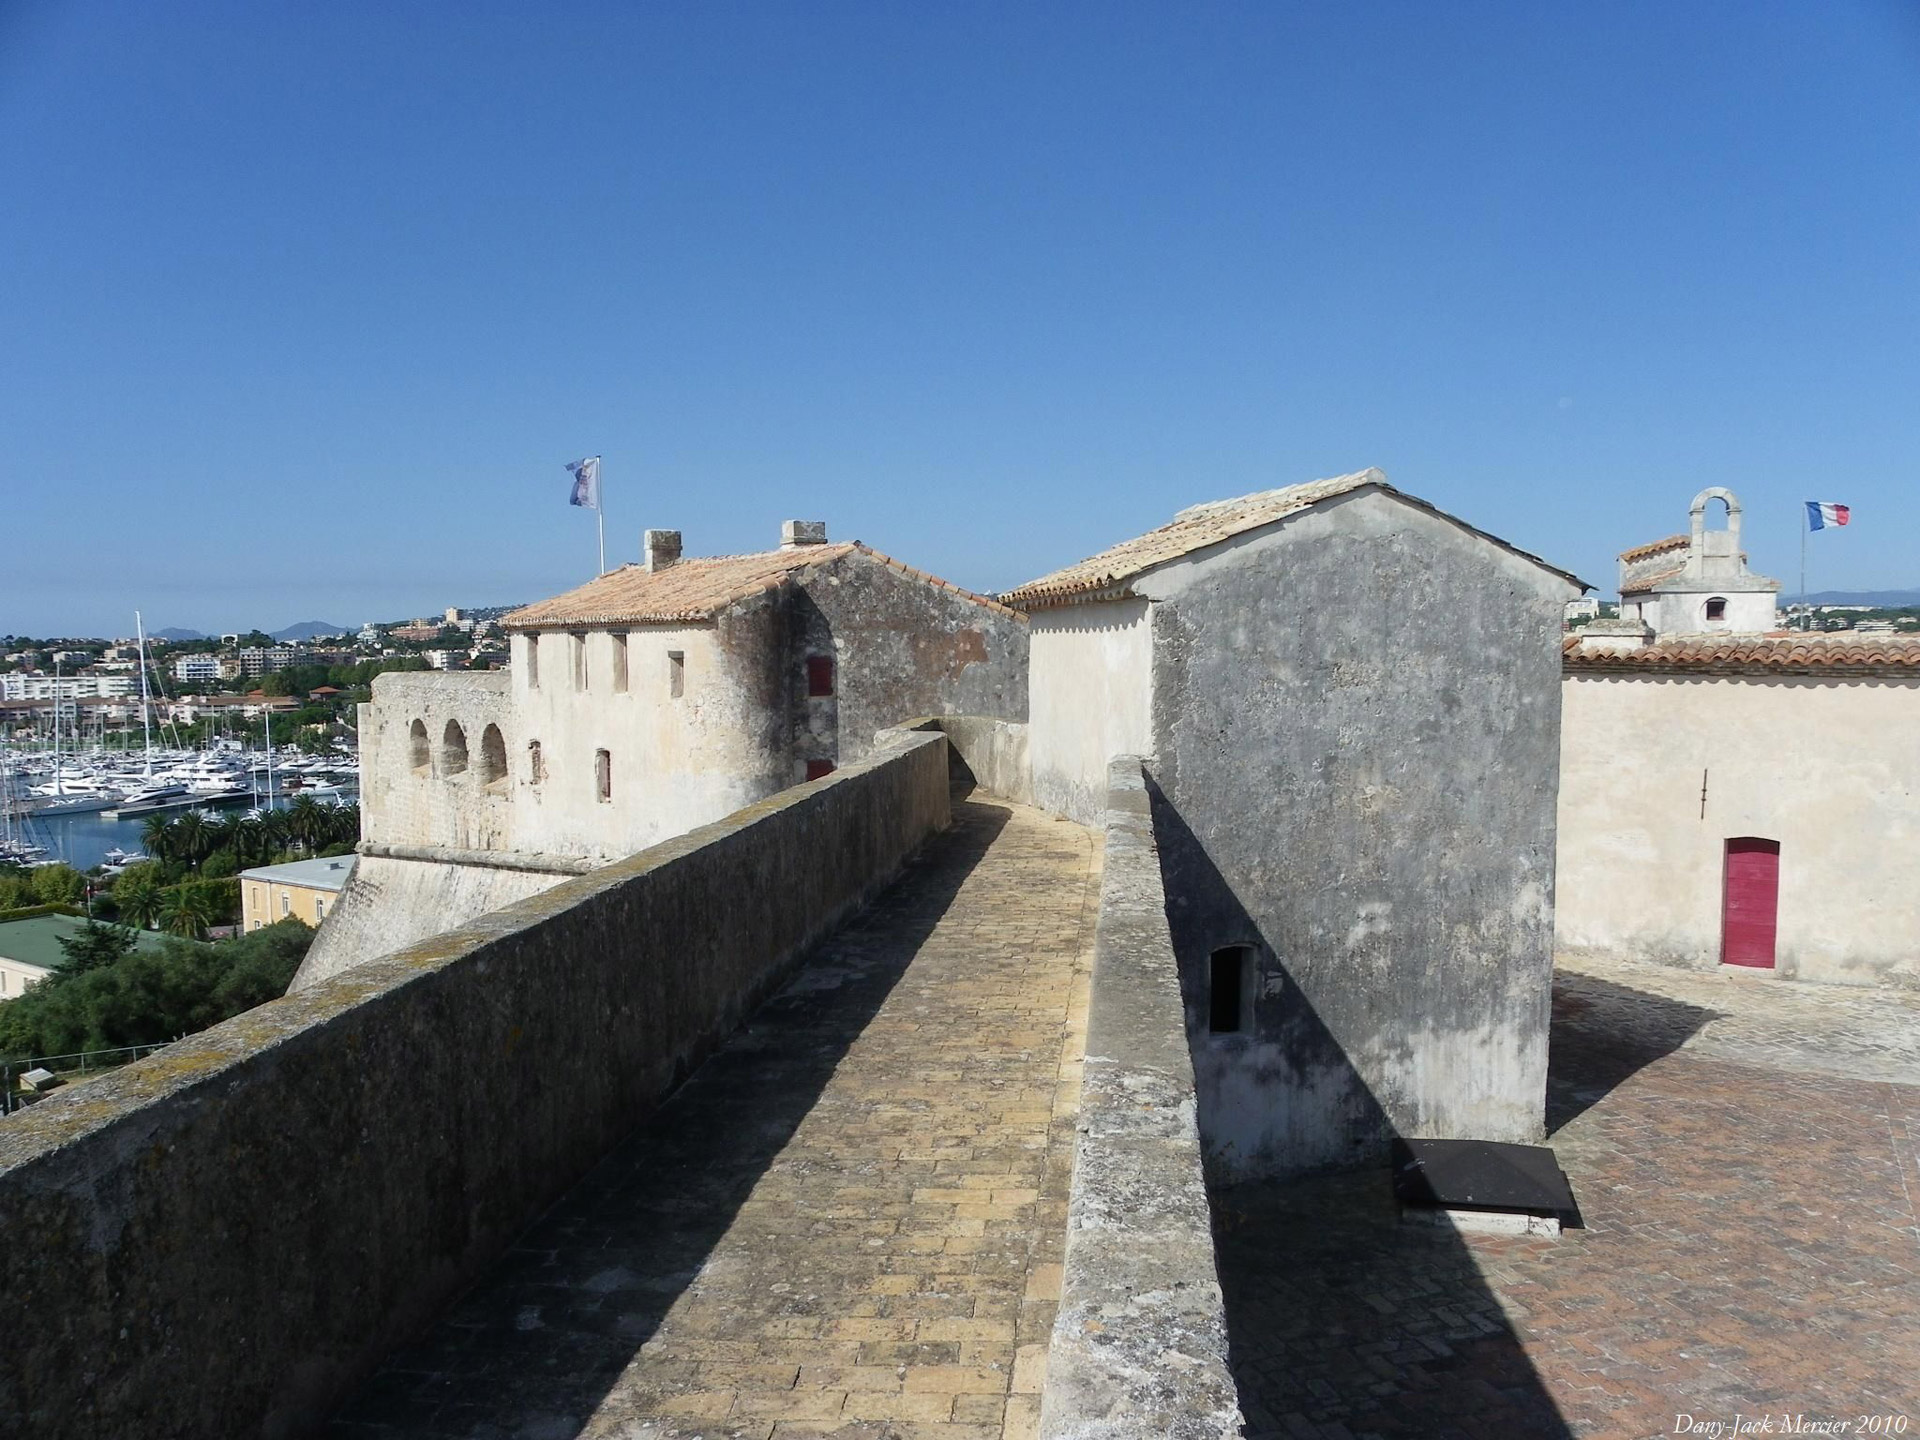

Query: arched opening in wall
[
  {"left": 528, "top": 739, "right": 545, "bottom": 786},
  {"left": 1705, "top": 597, "right": 1728, "bottom": 622},
  {"left": 441, "top": 720, "right": 468, "bottom": 776},
  {"left": 479, "top": 724, "right": 507, "bottom": 793},
  {"left": 408, "top": 719, "right": 429, "bottom": 774},
  {"left": 1208, "top": 945, "right": 1254, "bottom": 1034}
]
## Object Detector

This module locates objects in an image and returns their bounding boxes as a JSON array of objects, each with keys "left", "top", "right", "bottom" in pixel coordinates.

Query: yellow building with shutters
[{"left": 240, "top": 855, "right": 356, "bottom": 932}]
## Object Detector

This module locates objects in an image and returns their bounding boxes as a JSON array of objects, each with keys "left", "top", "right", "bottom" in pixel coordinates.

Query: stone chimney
[
  {"left": 1575, "top": 615, "right": 1655, "bottom": 656},
  {"left": 781, "top": 520, "right": 828, "bottom": 549},
  {"left": 644, "top": 529, "right": 682, "bottom": 572}
]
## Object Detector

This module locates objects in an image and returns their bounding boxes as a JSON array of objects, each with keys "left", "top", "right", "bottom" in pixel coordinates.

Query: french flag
[{"left": 1806, "top": 501, "right": 1850, "bottom": 531}]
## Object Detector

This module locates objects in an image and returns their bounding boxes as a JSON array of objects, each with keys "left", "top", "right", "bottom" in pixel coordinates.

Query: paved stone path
[
  {"left": 1216, "top": 957, "right": 1920, "bottom": 1440},
  {"left": 328, "top": 799, "right": 1099, "bottom": 1440}
]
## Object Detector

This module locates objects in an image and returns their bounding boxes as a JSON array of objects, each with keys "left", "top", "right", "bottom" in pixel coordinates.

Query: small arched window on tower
[
  {"left": 1705, "top": 597, "right": 1728, "bottom": 623},
  {"left": 479, "top": 724, "right": 508, "bottom": 794},
  {"left": 441, "top": 720, "right": 468, "bottom": 776},
  {"left": 408, "top": 719, "right": 430, "bottom": 775}
]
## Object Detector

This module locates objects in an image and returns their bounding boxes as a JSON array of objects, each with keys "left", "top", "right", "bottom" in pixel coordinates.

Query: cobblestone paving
[
  {"left": 328, "top": 799, "right": 1098, "bottom": 1440},
  {"left": 1556, "top": 951, "right": 1920, "bottom": 1087},
  {"left": 1216, "top": 960, "right": 1920, "bottom": 1440}
]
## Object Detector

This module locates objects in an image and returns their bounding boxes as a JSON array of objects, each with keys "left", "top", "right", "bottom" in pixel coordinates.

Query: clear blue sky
[{"left": 4, "top": 1, "right": 1918, "bottom": 638}]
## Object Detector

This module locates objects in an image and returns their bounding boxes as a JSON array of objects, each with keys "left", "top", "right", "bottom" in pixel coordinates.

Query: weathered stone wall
[
  {"left": 289, "top": 850, "right": 582, "bottom": 992},
  {"left": 903, "top": 714, "right": 1033, "bottom": 804},
  {"left": 0, "top": 731, "right": 951, "bottom": 1440},
  {"left": 359, "top": 670, "right": 515, "bottom": 852},
  {"left": 789, "top": 551, "right": 1029, "bottom": 779},
  {"left": 1145, "top": 490, "right": 1578, "bottom": 1178},
  {"left": 1040, "top": 757, "right": 1242, "bottom": 1440},
  {"left": 1557, "top": 670, "right": 1920, "bottom": 987}
]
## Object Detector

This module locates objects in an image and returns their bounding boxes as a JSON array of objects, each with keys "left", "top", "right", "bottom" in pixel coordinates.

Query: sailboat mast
[{"left": 135, "top": 610, "right": 155, "bottom": 774}]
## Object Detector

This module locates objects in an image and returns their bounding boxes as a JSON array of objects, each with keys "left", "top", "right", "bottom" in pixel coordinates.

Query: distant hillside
[
  {"left": 152, "top": 627, "right": 204, "bottom": 641},
  {"left": 272, "top": 621, "right": 349, "bottom": 641},
  {"left": 1801, "top": 589, "right": 1920, "bottom": 607}
]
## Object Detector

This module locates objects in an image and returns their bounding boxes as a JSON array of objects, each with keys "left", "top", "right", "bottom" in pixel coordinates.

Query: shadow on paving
[
  {"left": 1145, "top": 785, "right": 1576, "bottom": 1439},
  {"left": 325, "top": 801, "right": 1013, "bottom": 1439},
  {"left": 1206, "top": 974, "right": 1725, "bottom": 1438},
  {"left": 1546, "top": 970, "right": 1722, "bottom": 1134}
]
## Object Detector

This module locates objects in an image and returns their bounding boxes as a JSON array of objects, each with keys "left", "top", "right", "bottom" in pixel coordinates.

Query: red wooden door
[{"left": 1721, "top": 838, "right": 1780, "bottom": 968}]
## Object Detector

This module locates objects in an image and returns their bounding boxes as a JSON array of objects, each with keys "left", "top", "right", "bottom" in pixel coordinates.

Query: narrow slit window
[
  {"left": 572, "top": 633, "right": 588, "bottom": 691},
  {"left": 1209, "top": 946, "right": 1250, "bottom": 1034},
  {"left": 595, "top": 748, "right": 611, "bottom": 802},
  {"left": 806, "top": 655, "right": 835, "bottom": 697},
  {"left": 528, "top": 740, "right": 544, "bottom": 786},
  {"left": 669, "top": 650, "right": 685, "bottom": 698},
  {"left": 611, "top": 633, "right": 629, "bottom": 693},
  {"left": 525, "top": 634, "right": 540, "bottom": 688}
]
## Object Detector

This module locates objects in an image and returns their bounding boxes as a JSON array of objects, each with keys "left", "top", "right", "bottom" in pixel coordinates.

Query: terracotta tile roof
[
  {"left": 1001, "top": 469, "right": 1585, "bottom": 611},
  {"left": 1563, "top": 633, "right": 1920, "bottom": 675},
  {"left": 502, "top": 543, "right": 1017, "bottom": 629},
  {"left": 1618, "top": 534, "right": 1688, "bottom": 563}
]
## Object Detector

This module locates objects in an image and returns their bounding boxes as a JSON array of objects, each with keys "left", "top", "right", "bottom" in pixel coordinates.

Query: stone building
[
  {"left": 1557, "top": 631, "right": 1920, "bottom": 987},
  {"left": 1615, "top": 486, "right": 1780, "bottom": 637},
  {"left": 294, "top": 522, "right": 1026, "bottom": 989},
  {"left": 1003, "top": 469, "right": 1584, "bottom": 1179}
]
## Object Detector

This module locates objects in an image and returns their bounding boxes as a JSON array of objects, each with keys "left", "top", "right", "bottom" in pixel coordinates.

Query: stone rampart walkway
[{"left": 328, "top": 799, "right": 1099, "bottom": 1440}]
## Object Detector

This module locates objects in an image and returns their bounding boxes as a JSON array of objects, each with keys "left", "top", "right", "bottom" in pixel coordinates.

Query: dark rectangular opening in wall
[
  {"left": 669, "top": 650, "right": 684, "bottom": 698},
  {"left": 805, "top": 758, "right": 835, "bottom": 781},
  {"left": 1209, "top": 946, "right": 1248, "bottom": 1033},
  {"left": 595, "top": 748, "right": 611, "bottom": 802},
  {"left": 806, "top": 655, "right": 835, "bottom": 697}
]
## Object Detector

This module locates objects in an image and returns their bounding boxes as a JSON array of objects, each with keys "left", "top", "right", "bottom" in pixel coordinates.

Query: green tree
[
  {"left": 159, "top": 884, "right": 219, "bottom": 940},
  {"left": 111, "top": 865, "right": 165, "bottom": 929},
  {"left": 170, "top": 811, "right": 213, "bottom": 870},
  {"left": 140, "top": 815, "right": 176, "bottom": 865},
  {"left": 30, "top": 863, "right": 84, "bottom": 906},
  {"left": 56, "top": 920, "right": 139, "bottom": 974}
]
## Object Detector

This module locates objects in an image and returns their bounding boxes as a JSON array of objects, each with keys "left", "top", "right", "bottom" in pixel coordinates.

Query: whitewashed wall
[
  {"left": 1557, "top": 670, "right": 1920, "bottom": 986},
  {"left": 1028, "top": 599, "right": 1153, "bottom": 824}
]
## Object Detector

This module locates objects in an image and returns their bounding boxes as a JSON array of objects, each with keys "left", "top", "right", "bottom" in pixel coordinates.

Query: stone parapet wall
[
  {"left": 1039, "top": 756, "right": 1243, "bottom": 1440},
  {"left": 0, "top": 731, "right": 951, "bottom": 1439},
  {"left": 902, "top": 714, "right": 1032, "bottom": 803}
]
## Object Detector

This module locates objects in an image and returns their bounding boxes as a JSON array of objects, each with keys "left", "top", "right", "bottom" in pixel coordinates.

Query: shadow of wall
[{"left": 1147, "top": 779, "right": 1576, "bottom": 1438}]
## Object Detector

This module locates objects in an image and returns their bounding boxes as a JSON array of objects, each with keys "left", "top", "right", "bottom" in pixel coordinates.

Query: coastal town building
[
  {"left": 240, "top": 855, "right": 356, "bottom": 932},
  {"left": 172, "top": 654, "right": 223, "bottom": 684},
  {"left": 1005, "top": 469, "right": 1585, "bottom": 1179},
  {"left": 293, "top": 521, "right": 1028, "bottom": 989},
  {"left": 0, "top": 673, "right": 137, "bottom": 701}
]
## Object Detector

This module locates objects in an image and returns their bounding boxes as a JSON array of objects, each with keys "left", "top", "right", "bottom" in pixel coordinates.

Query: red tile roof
[
  {"left": 1618, "top": 534, "right": 1688, "bottom": 563},
  {"left": 502, "top": 543, "right": 1017, "bottom": 629},
  {"left": 1564, "top": 633, "right": 1920, "bottom": 675}
]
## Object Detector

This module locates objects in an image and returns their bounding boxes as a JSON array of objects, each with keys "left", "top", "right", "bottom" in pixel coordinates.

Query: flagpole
[
  {"left": 1800, "top": 504, "right": 1807, "bottom": 630},
  {"left": 598, "top": 507, "right": 606, "bottom": 577}
]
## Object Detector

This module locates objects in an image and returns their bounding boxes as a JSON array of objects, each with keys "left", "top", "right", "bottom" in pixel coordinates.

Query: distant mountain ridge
[
  {"left": 151, "top": 627, "right": 204, "bottom": 641},
  {"left": 1800, "top": 589, "right": 1920, "bottom": 607},
  {"left": 272, "top": 621, "right": 349, "bottom": 641}
]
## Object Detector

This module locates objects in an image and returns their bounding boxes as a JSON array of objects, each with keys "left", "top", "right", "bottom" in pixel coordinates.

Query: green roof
[{"left": 0, "top": 915, "right": 170, "bottom": 976}]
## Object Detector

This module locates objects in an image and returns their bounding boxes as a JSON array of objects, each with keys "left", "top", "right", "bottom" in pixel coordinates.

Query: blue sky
[{"left": 3, "top": 1, "right": 1917, "bottom": 637}]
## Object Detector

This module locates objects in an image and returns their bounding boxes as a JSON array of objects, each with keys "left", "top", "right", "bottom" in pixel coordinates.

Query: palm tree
[
  {"left": 329, "top": 803, "right": 363, "bottom": 848},
  {"left": 141, "top": 815, "right": 175, "bottom": 865},
  {"left": 158, "top": 884, "right": 218, "bottom": 940},
  {"left": 231, "top": 815, "right": 269, "bottom": 866},
  {"left": 112, "top": 866, "right": 164, "bottom": 929},
  {"left": 286, "top": 795, "right": 327, "bottom": 853},
  {"left": 170, "top": 811, "right": 212, "bottom": 870}
]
